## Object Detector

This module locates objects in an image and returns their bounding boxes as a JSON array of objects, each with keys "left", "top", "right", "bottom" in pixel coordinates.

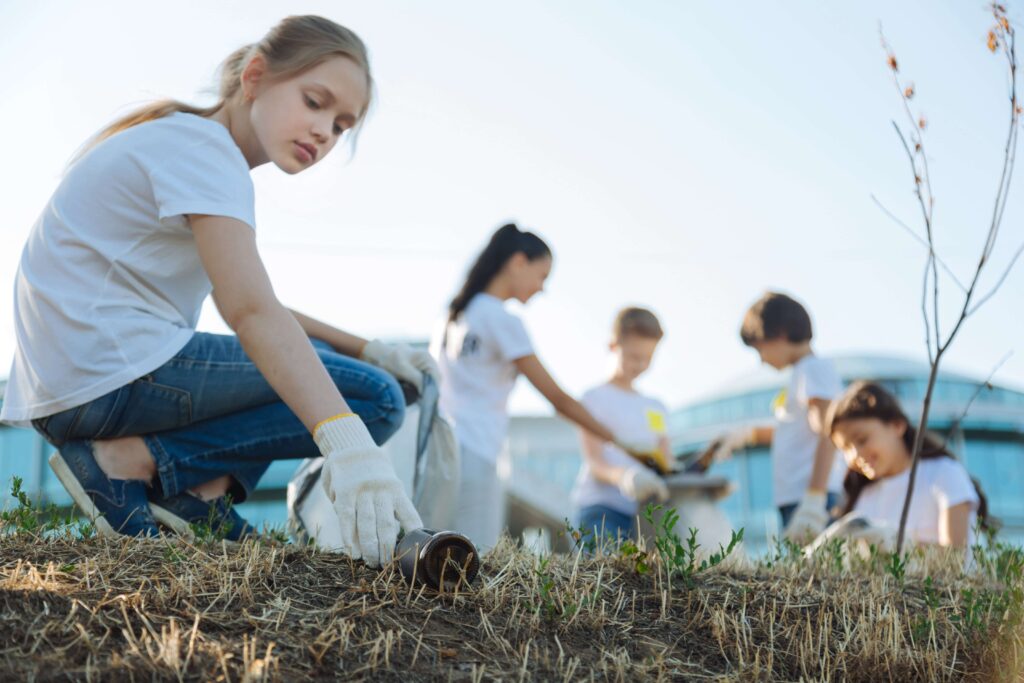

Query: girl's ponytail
[{"left": 448, "top": 223, "right": 551, "bottom": 324}]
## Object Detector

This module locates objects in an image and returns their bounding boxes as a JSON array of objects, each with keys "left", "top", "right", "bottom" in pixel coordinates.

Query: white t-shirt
[
  {"left": 770, "top": 354, "right": 847, "bottom": 506},
  {"left": 1, "top": 113, "right": 254, "bottom": 423},
  {"left": 853, "top": 457, "right": 980, "bottom": 547},
  {"left": 431, "top": 293, "right": 534, "bottom": 459},
  {"left": 570, "top": 383, "right": 669, "bottom": 516}
]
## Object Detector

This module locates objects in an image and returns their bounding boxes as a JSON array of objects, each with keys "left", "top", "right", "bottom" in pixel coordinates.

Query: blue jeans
[
  {"left": 30, "top": 333, "right": 406, "bottom": 503},
  {"left": 576, "top": 504, "right": 636, "bottom": 545},
  {"left": 778, "top": 491, "right": 841, "bottom": 530}
]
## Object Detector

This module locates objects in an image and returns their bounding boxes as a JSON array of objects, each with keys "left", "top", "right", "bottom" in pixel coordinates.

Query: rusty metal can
[{"left": 396, "top": 528, "right": 479, "bottom": 590}]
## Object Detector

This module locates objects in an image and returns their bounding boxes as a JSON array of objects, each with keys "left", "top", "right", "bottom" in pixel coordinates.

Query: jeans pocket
[
  {"left": 37, "top": 389, "right": 115, "bottom": 445},
  {"left": 108, "top": 375, "right": 193, "bottom": 437}
]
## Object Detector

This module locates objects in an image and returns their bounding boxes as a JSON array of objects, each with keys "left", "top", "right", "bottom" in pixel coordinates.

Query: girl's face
[
  {"left": 831, "top": 417, "right": 911, "bottom": 480},
  {"left": 246, "top": 55, "right": 369, "bottom": 173},
  {"left": 507, "top": 253, "right": 552, "bottom": 304}
]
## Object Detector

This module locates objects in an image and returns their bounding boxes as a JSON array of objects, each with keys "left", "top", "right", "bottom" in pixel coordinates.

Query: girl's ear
[
  {"left": 241, "top": 54, "right": 269, "bottom": 101},
  {"left": 893, "top": 418, "right": 908, "bottom": 438},
  {"left": 506, "top": 251, "right": 528, "bottom": 271}
]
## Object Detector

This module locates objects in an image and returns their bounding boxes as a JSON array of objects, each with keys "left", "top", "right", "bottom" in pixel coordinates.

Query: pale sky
[{"left": 1, "top": 1, "right": 1022, "bottom": 415}]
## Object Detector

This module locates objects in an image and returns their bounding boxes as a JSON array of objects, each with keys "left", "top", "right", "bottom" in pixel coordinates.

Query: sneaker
[
  {"left": 47, "top": 443, "right": 159, "bottom": 538},
  {"left": 148, "top": 491, "right": 255, "bottom": 542}
]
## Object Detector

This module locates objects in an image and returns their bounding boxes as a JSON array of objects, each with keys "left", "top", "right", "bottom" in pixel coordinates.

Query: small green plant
[
  {"left": 1, "top": 476, "right": 38, "bottom": 533},
  {"left": 760, "top": 536, "right": 805, "bottom": 570},
  {"left": 625, "top": 504, "right": 743, "bottom": 586},
  {"left": 1, "top": 476, "right": 95, "bottom": 538},
  {"left": 188, "top": 494, "right": 236, "bottom": 543},
  {"left": 620, "top": 539, "right": 650, "bottom": 575},
  {"left": 533, "top": 555, "right": 558, "bottom": 619},
  {"left": 884, "top": 551, "right": 907, "bottom": 584},
  {"left": 911, "top": 575, "right": 940, "bottom": 641},
  {"left": 562, "top": 518, "right": 596, "bottom": 554},
  {"left": 163, "top": 545, "right": 186, "bottom": 564}
]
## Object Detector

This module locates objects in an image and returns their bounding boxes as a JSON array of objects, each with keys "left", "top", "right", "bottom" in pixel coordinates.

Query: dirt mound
[{"left": 0, "top": 533, "right": 1021, "bottom": 682}]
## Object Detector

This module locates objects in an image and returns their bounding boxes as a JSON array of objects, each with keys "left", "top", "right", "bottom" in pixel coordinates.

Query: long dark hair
[
  {"left": 447, "top": 223, "right": 551, "bottom": 324},
  {"left": 828, "top": 381, "right": 991, "bottom": 530}
]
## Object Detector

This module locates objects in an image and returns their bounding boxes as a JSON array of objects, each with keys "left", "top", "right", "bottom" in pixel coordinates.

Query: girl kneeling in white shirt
[
  {"left": 827, "top": 381, "right": 991, "bottom": 549},
  {"left": 1, "top": 17, "right": 428, "bottom": 566},
  {"left": 432, "top": 224, "right": 665, "bottom": 553}
]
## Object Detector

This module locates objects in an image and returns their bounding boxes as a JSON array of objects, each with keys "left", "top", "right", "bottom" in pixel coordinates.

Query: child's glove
[
  {"left": 784, "top": 491, "right": 830, "bottom": 542},
  {"left": 316, "top": 414, "right": 423, "bottom": 567},
  {"left": 360, "top": 339, "right": 439, "bottom": 393},
  {"left": 711, "top": 426, "right": 753, "bottom": 463},
  {"left": 616, "top": 437, "right": 673, "bottom": 474},
  {"left": 618, "top": 466, "right": 670, "bottom": 503}
]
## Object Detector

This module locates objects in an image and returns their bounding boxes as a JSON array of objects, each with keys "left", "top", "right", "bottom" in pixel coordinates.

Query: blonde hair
[
  {"left": 612, "top": 307, "right": 664, "bottom": 342},
  {"left": 81, "top": 16, "right": 372, "bottom": 156}
]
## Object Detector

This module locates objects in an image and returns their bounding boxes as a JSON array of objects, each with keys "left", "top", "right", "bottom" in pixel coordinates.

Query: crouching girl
[
  {"left": 0, "top": 16, "right": 428, "bottom": 567},
  {"left": 826, "top": 381, "right": 990, "bottom": 549}
]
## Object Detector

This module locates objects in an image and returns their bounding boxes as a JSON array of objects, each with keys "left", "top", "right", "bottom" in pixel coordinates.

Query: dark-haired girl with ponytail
[
  {"left": 431, "top": 224, "right": 666, "bottom": 552},
  {"left": 827, "top": 381, "right": 991, "bottom": 549}
]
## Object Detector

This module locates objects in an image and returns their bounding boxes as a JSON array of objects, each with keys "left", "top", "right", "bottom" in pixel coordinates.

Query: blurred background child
[
  {"left": 570, "top": 307, "right": 671, "bottom": 545},
  {"left": 432, "top": 223, "right": 647, "bottom": 552},
  {"left": 827, "top": 381, "right": 990, "bottom": 549},
  {"left": 714, "top": 292, "right": 846, "bottom": 541}
]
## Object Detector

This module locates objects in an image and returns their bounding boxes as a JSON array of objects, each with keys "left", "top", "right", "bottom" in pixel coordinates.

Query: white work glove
[
  {"left": 316, "top": 414, "right": 423, "bottom": 567},
  {"left": 360, "top": 339, "right": 438, "bottom": 393},
  {"left": 618, "top": 466, "right": 670, "bottom": 503},
  {"left": 804, "top": 514, "right": 897, "bottom": 558},
  {"left": 784, "top": 491, "right": 830, "bottom": 542},
  {"left": 711, "top": 426, "right": 753, "bottom": 463}
]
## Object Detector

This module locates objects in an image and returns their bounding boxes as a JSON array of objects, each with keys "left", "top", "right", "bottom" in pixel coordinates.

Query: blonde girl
[{"left": 1, "top": 16, "right": 429, "bottom": 567}]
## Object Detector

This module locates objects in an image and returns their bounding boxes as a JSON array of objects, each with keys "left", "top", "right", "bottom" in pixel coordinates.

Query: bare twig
[
  {"left": 870, "top": 194, "right": 968, "bottom": 293},
  {"left": 882, "top": 3, "right": 1021, "bottom": 554},
  {"left": 942, "top": 351, "right": 1014, "bottom": 451}
]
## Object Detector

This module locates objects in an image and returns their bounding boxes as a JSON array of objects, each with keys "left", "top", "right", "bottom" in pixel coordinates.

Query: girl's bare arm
[{"left": 191, "top": 215, "right": 349, "bottom": 431}]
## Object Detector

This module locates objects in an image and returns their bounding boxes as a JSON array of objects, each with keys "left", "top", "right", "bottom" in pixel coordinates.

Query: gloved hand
[
  {"left": 711, "top": 426, "right": 753, "bottom": 463},
  {"left": 360, "top": 339, "right": 439, "bottom": 393},
  {"left": 316, "top": 414, "right": 423, "bottom": 567},
  {"left": 618, "top": 466, "right": 670, "bottom": 503},
  {"left": 784, "top": 491, "right": 830, "bottom": 542},
  {"left": 615, "top": 436, "right": 673, "bottom": 475}
]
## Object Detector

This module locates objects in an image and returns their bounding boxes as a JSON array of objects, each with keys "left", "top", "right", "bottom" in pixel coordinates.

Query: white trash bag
[{"left": 287, "top": 374, "right": 460, "bottom": 550}]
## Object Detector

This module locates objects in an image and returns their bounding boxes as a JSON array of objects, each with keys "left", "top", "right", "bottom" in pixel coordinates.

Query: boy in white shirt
[
  {"left": 714, "top": 292, "right": 847, "bottom": 541},
  {"left": 571, "top": 307, "right": 671, "bottom": 544}
]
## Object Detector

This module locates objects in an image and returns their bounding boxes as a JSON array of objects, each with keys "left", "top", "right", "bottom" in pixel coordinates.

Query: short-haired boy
[
  {"left": 570, "top": 307, "right": 671, "bottom": 543},
  {"left": 715, "top": 292, "right": 846, "bottom": 541}
]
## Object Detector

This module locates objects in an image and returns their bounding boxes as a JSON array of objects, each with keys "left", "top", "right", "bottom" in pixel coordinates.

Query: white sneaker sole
[
  {"left": 149, "top": 503, "right": 195, "bottom": 540},
  {"left": 48, "top": 450, "right": 119, "bottom": 539}
]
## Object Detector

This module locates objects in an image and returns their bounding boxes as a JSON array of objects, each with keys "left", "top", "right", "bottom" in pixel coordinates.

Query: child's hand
[
  {"left": 315, "top": 414, "right": 423, "bottom": 567},
  {"left": 360, "top": 339, "right": 439, "bottom": 393},
  {"left": 784, "top": 491, "right": 829, "bottom": 542},
  {"left": 711, "top": 426, "right": 753, "bottom": 463},
  {"left": 618, "top": 466, "right": 670, "bottom": 503},
  {"left": 616, "top": 440, "right": 672, "bottom": 474}
]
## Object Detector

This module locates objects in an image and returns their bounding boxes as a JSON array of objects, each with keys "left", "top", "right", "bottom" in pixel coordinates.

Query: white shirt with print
[
  {"left": 570, "top": 383, "right": 669, "bottom": 516},
  {"left": 1, "top": 113, "right": 254, "bottom": 424},
  {"left": 431, "top": 294, "right": 534, "bottom": 460},
  {"left": 852, "top": 457, "right": 979, "bottom": 547},
  {"left": 770, "top": 354, "right": 847, "bottom": 506}
]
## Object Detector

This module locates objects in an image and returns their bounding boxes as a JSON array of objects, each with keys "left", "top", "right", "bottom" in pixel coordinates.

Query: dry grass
[{"left": 1, "top": 529, "right": 1022, "bottom": 682}]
